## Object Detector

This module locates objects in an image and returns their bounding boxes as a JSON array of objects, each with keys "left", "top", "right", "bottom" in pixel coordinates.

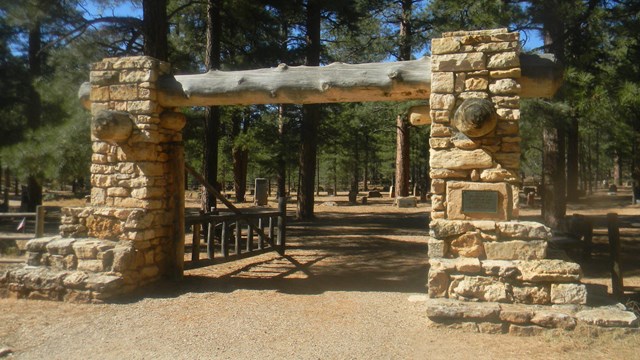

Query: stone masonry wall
[
  {"left": 1, "top": 56, "right": 186, "bottom": 302},
  {"left": 426, "top": 29, "right": 587, "bottom": 306}
]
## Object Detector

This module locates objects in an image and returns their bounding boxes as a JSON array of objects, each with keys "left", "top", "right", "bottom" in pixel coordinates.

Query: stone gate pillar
[{"left": 426, "top": 29, "right": 586, "bottom": 305}]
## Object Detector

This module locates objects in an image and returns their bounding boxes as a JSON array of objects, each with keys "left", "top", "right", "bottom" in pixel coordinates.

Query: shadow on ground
[{"left": 117, "top": 211, "right": 430, "bottom": 303}]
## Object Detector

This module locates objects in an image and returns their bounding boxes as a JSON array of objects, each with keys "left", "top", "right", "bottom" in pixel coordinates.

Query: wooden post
[
  {"left": 607, "top": 213, "right": 623, "bottom": 298},
  {"left": 35, "top": 205, "right": 45, "bottom": 238},
  {"left": 191, "top": 224, "right": 201, "bottom": 262},
  {"left": 247, "top": 223, "right": 253, "bottom": 252},
  {"left": 235, "top": 220, "right": 241, "bottom": 255},
  {"left": 278, "top": 196, "right": 286, "bottom": 253},
  {"left": 221, "top": 221, "right": 229, "bottom": 258},
  {"left": 207, "top": 221, "right": 215, "bottom": 259},
  {"left": 258, "top": 218, "right": 264, "bottom": 250}
]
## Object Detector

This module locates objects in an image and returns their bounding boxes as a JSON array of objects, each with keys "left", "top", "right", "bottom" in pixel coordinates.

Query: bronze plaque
[{"left": 461, "top": 190, "right": 499, "bottom": 213}]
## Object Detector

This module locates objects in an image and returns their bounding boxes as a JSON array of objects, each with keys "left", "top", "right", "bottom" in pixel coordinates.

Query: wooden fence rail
[
  {"left": 185, "top": 209, "right": 284, "bottom": 267},
  {"left": 0, "top": 205, "right": 45, "bottom": 242}
]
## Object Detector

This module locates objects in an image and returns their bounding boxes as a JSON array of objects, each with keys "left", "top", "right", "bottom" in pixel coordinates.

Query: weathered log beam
[
  {"left": 157, "top": 59, "right": 432, "bottom": 107},
  {"left": 78, "top": 54, "right": 562, "bottom": 108}
]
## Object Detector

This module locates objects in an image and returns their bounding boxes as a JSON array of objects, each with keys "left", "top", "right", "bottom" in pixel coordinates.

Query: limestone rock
[
  {"left": 455, "top": 257, "right": 482, "bottom": 273},
  {"left": 429, "top": 148, "right": 493, "bottom": 170},
  {"left": 72, "top": 239, "right": 103, "bottom": 260},
  {"left": 427, "top": 237, "right": 447, "bottom": 258},
  {"left": 496, "top": 221, "right": 551, "bottom": 240},
  {"left": 62, "top": 271, "right": 89, "bottom": 289},
  {"left": 512, "top": 284, "right": 550, "bottom": 305},
  {"left": 432, "top": 38, "right": 462, "bottom": 55},
  {"left": 550, "top": 283, "right": 587, "bottom": 305},
  {"left": 481, "top": 260, "right": 519, "bottom": 278},
  {"left": 86, "top": 274, "right": 124, "bottom": 293},
  {"left": 429, "top": 219, "right": 476, "bottom": 238},
  {"left": 450, "top": 232, "right": 485, "bottom": 258},
  {"left": 430, "top": 93, "right": 456, "bottom": 111},
  {"left": 432, "top": 52, "right": 486, "bottom": 72},
  {"left": 26, "top": 237, "right": 57, "bottom": 253},
  {"left": 429, "top": 169, "right": 468, "bottom": 179},
  {"left": 396, "top": 196, "right": 417, "bottom": 208},
  {"left": 484, "top": 240, "right": 547, "bottom": 260},
  {"left": 46, "top": 238, "right": 77, "bottom": 256},
  {"left": 477, "top": 322, "right": 506, "bottom": 334},
  {"left": 429, "top": 258, "right": 457, "bottom": 272},
  {"left": 499, "top": 306, "right": 533, "bottom": 324},
  {"left": 487, "top": 51, "right": 519, "bottom": 69},
  {"left": 432, "top": 72, "right": 455, "bottom": 92},
  {"left": 508, "top": 324, "right": 546, "bottom": 336},
  {"left": 576, "top": 308, "right": 639, "bottom": 328},
  {"left": 449, "top": 276, "right": 512, "bottom": 302},
  {"left": 77, "top": 259, "right": 105, "bottom": 273},
  {"left": 489, "top": 79, "right": 521, "bottom": 95},
  {"left": 531, "top": 311, "right": 576, "bottom": 330},
  {"left": 518, "top": 260, "right": 582, "bottom": 283},
  {"left": 480, "top": 167, "right": 519, "bottom": 182},
  {"left": 426, "top": 298, "right": 501, "bottom": 321},
  {"left": 427, "top": 269, "right": 450, "bottom": 298}
]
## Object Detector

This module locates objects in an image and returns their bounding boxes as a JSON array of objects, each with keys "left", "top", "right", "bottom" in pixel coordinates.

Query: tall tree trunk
[
  {"left": 202, "top": 0, "right": 222, "bottom": 212},
  {"left": 363, "top": 136, "right": 369, "bottom": 191},
  {"left": 542, "top": 124, "right": 566, "bottom": 229},
  {"left": 26, "top": 20, "right": 43, "bottom": 212},
  {"left": 566, "top": 116, "right": 579, "bottom": 201},
  {"left": 395, "top": 115, "right": 410, "bottom": 197},
  {"left": 613, "top": 152, "right": 621, "bottom": 186},
  {"left": 297, "top": 0, "right": 321, "bottom": 219},
  {"left": 143, "top": 0, "right": 168, "bottom": 61},
  {"left": 231, "top": 113, "right": 248, "bottom": 203},
  {"left": 277, "top": 105, "right": 287, "bottom": 198},
  {"left": 394, "top": 0, "right": 412, "bottom": 198}
]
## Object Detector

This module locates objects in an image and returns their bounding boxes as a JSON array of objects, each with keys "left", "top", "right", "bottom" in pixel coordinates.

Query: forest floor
[{"left": 0, "top": 188, "right": 639, "bottom": 358}]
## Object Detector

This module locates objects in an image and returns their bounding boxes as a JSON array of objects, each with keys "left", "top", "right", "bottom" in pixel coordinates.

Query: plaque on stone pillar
[{"left": 461, "top": 190, "right": 499, "bottom": 213}]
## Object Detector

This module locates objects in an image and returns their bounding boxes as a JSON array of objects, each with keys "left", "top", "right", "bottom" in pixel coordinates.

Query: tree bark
[
  {"left": 566, "top": 116, "right": 579, "bottom": 201},
  {"left": 231, "top": 113, "right": 248, "bottom": 203},
  {"left": 201, "top": 0, "right": 222, "bottom": 212},
  {"left": 394, "top": 0, "right": 412, "bottom": 198},
  {"left": 542, "top": 124, "right": 566, "bottom": 229},
  {"left": 297, "top": 0, "right": 321, "bottom": 220},
  {"left": 143, "top": 0, "right": 168, "bottom": 61}
]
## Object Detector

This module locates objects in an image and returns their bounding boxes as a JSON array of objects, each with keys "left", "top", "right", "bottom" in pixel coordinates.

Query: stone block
[
  {"left": 487, "top": 51, "right": 519, "bottom": 69},
  {"left": 426, "top": 298, "right": 501, "bottom": 321},
  {"left": 531, "top": 311, "right": 576, "bottom": 330},
  {"left": 518, "top": 260, "right": 583, "bottom": 283},
  {"left": 432, "top": 72, "right": 455, "bottom": 92},
  {"left": 477, "top": 322, "right": 507, "bottom": 334},
  {"left": 430, "top": 124, "right": 452, "bottom": 137},
  {"left": 77, "top": 259, "right": 105, "bottom": 273},
  {"left": 430, "top": 93, "right": 456, "bottom": 111},
  {"left": 430, "top": 179, "right": 446, "bottom": 194},
  {"left": 484, "top": 240, "right": 547, "bottom": 260},
  {"left": 499, "top": 306, "right": 533, "bottom": 324},
  {"left": 497, "top": 221, "right": 551, "bottom": 240},
  {"left": 427, "top": 269, "right": 449, "bottom": 298},
  {"left": 550, "top": 283, "right": 587, "bottom": 304},
  {"left": 26, "top": 237, "right": 57, "bottom": 253},
  {"left": 451, "top": 135, "right": 481, "bottom": 150},
  {"left": 432, "top": 52, "right": 486, "bottom": 72},
  {"left": 497, "top": 108, "right": 520, "bottom": 121},
  {"left": 431, "top": 38, "right": 462, "bottom": 55},
  {"left": 576, "top": 308, "right": 639, "bottom": 328},
  {"left": 446, "top": 181, "right": 511, "bottom": 221},
  {"left": 431, "top": 195, "right": 445, "bottom": 211},
  {"left": 464, "top": 77, "right": 489, "bottom": 91},
  {"left": 62, "top": 271, "right": 89, "bottom": 289},
  {"left": 512, "top": 284, "right": 550, "bottom": 304},
  {"left": 429, "top": 138, "right": 452, "bottom": 149},
  {"left": 455, "top": 257, "right": 482, "bottom": 273},
  {"left": 429, "top": 258, "right": 457, "bottom": 272},
  {"left": 449, "top": 276, "right": 512, "bottom": 302},
  {"left": 476, "top": 41, "right": 518, "bottom": 52},
  {"left": 86, "top": 274, "right": 124, "bottom": 293},
  {"left": 481, "top": 260, "right": 519, "bottom": 278},
  {"left": 430, "top": 148, "right": 493, "bottom": 170},
  {"left": 450, "top": 231, "right": 485, "bottom": 258},
  {"left": 480, "top": 167, "right": 518, "bottom": 182},
  {"left": 46, "top": 238, "right": 77, "bottom": 256},
  {"left": 509, "top": 324, "right": 547, "bottom": 336},
  {"left": 489, "top": 78, "right": 521, "bottom": 95},
  {"left": 396, "top": 196, "right": 417, "bottom": 208},
  {"left": 429, "top": 169, "right": 468, "bottom": 179}
]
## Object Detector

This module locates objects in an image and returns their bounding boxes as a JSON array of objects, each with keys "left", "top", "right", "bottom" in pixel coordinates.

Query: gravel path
[{"left": 0, "top": 203, "right": 638, "bottom": 359}]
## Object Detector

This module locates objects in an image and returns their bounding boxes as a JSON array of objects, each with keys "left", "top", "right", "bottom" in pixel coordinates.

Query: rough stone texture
[
  {"left": 550, "top": 283, "right": 588, "bottom": 305},
  {"left": 531, "top": 311, "right": 577, "bottom": 330},
  {"left": 430, "top": 149, "right": 493, "bottom": 170},
  {"left": 450, "top": 232, "right": 485, "bottom": 258},
  {"left": 496, "top": 221, "right": 552, "bottom": 240},
  {"left": 449, "top": 276, "right": 511, "bottom": 302},
  {"left": 484, "top": 240, "right": 547, "bottom": 260},
  {"left": 481, "top": 260, "right": 519, "bottom": 278},
  {"left": 518, "top": 260, "right": 583, "bottom": 283},
  {"left": 427, "top": 269, "right": 450, "bottom": 298},
  {"left": 432, "top": 52, "right": 486, "bottom": 72},
  {"left": 508, "top": 324, "right": 547, "bottom": 336},
  {"left": 396, "top": 196, "right": 417, "bottom": 208},
  {"left": 576, "top": 308, "right": 639, "bottom": 328},
  {"left": 426, "top": 298, "right": 501, "bottom": 321},
  {"left": 512, "top": 284, "right": 550, "bottom": 305}
]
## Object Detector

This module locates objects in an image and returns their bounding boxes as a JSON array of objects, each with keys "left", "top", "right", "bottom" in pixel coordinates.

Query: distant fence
[{"left": 0, "top": 205, "right": 45, "bottom": 243}]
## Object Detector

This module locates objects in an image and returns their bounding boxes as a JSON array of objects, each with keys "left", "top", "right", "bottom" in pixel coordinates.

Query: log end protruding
[
  {"left": 453, "top": 98, "right": 497, "bottom": 138},
  {"left": 160, "top": 111, "right": 187, "bottom": 131},
  {"left": 91, "top": 110, "right": 133, "bottom": 143}
]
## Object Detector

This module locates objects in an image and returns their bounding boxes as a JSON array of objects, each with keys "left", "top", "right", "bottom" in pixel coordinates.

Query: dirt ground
[{"left": 0, "top": 189, "right": 639, "bottom": 358}]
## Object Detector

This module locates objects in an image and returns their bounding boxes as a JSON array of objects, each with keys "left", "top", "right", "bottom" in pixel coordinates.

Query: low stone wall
[
  {"left": 426, "top": 299, "right": 639, "bottom": 335},
  {"left": 427, "top": 219, "right": 586, "bottom": 305},
  {"left": 0, "top": 236, "right": 137, "bottom": 302}
]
